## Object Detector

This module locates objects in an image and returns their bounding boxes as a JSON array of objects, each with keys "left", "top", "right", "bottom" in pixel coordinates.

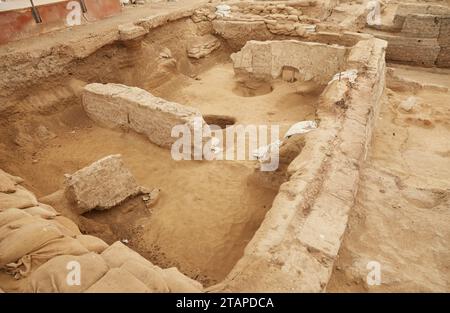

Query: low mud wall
[
  {"left": 231, "top": 40, "right": 346, "bottom": 84},
  {"left": 1, "top": 3, "right": 387, "bottom": 292},
  {"left": 211, "top": 13, "right": 371, "bottom": 52},
  {"left": 82, "top": 83, "right": 205, "bottom": 149},
  {"left": 210, "top": 37, "right": 387, "bottom": 292}
]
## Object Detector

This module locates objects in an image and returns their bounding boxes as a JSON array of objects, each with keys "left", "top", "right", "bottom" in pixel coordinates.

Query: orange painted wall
[{"left": 0, "top": 0, "right": 122, "bottom": 45}]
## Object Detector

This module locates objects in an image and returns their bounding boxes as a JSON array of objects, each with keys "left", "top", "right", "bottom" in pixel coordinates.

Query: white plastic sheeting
[{"left": 284, "top": 120, "right": 317, "bottom": 138}]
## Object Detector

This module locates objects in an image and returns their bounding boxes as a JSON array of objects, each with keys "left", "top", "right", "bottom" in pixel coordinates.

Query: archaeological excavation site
[{"left": 0, "top": 0, "right": 449, "bottom": 295}]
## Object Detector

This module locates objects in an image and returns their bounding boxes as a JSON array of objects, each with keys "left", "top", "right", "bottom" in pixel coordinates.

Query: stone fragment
[
  {"left": 82, "top": 83, "right": 206, "bottom": 149},
  {"left": 288, "top": 14, "right": 299, "bottom": 22},
  {"left": 64, "top": 154, "right": 141, "bottom": 214}
]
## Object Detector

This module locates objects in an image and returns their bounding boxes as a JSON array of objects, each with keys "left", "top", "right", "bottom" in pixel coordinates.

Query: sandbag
[
  {"left": 0, "top": 169, "right": 23, "bottom": 184},
  {"left": 85, "top": 268, "right": 150, "bottom": 293},
  {"left": 25, "top": 252, "right": 109, "bottom": 293},
  {"left": 161, "top": 267, "right": 203, "bottom": 293},
  {"left": 23, "top": 205, "right": 59, "bottom": 219},
  {"left": 101, "top": 241, "right": 152, "bottom": 268},
  {"left": 76, "top": 235, "right": 109, "bottom": 254},
  {"left": 6, "top": 236, "right": 89, "bottom": 278},
  {"left": 0, "top": 208, "right": 32, "bottom": 228},
  {"left": 0, "top": 219, "right": 64, "bottom": 266},
  {"left": 38, "top": 203, "right": 58, "bottom": 214},
  {"left": 0, "top": 269, "right": 23, "bottom": 292},
  {"left": 120, "top": 259, "right": 169, "bottom": 292},
  {"left": 0, "top": 186, "right": 38, "bottom": 210},
  {"left": 0, "top": 170, "right": 16, "bottom": 193},
  {"left": 50, "top": 216, "right": 82, "bottom": 237}
]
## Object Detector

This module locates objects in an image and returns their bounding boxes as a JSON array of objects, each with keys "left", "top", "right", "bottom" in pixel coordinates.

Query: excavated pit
[
  {"left": 79, "top": 66, "right": 323, "bottom": 285},
  {"left": 7, "top": 1, "right": 447, "bottom": 291},
  {"left": 12, "top": 61, "right": 324, "bottom": 285},
  {"left": 203, "top": 114, "right": 237, "bottom": 129}
]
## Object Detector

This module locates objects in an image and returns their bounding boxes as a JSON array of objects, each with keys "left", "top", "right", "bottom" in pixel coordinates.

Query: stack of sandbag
[
  {"left": 0, "top": 207, "right": 108, "bottom": 279},
  {"left": 0, "top": 168, "right": 203, "bottom": 293},
  {"left": 95, "top": 241, "right": 203, "bottom": 293},
  {"left": 24, "top": 241, "right": 203, "bottom": 293}
]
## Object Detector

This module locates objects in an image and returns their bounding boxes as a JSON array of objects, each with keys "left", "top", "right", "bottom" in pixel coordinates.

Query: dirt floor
[
  {"left": 328, "top": 66, "right": 450, "bottom": 292},
  {"left": 0, "top": 61, "right": 320, "bottom": 286}
]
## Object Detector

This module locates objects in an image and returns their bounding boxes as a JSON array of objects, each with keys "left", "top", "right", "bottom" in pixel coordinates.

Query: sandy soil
[
  {"left": 0, "top": 62, "right": 320, "bottom": 286},
  {"left": 152, "top": 63, "right": 318, "bottom": 128},
  {"left": 328, "top": 67, "right": 450, "bottom": 292}
]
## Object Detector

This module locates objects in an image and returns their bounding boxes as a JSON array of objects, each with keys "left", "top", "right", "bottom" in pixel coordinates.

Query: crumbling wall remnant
[
  {"left": 231, "top": 40, "right": 347, "bottom": 84},
  {"left": 369, "top": 3, "right": 450, "bottom": 67},
  {"left": 82, "top": 83, "right": 205, "bottom": 149}
]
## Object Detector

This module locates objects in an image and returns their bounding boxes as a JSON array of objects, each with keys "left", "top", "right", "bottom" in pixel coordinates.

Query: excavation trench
[
  {"left": 0, "top": 15, "right": 355, "bottom": 288},
  {"left": 4, "top": 67, "right": 320, "bottom": 285},
  {"left": 1, "top": 1, "right": 447, "bottom": 294}
]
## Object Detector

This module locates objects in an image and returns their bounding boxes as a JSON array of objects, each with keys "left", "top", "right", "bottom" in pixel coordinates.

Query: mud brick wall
[
  {"left": 401, "top": 14, "right": 441, "bottom": 38},
  {"left": 376, "top": 33, "right": 441, "bottom": 67},
  {"left": 437, "top": 16, "right": 450, "bottom": 67}
]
